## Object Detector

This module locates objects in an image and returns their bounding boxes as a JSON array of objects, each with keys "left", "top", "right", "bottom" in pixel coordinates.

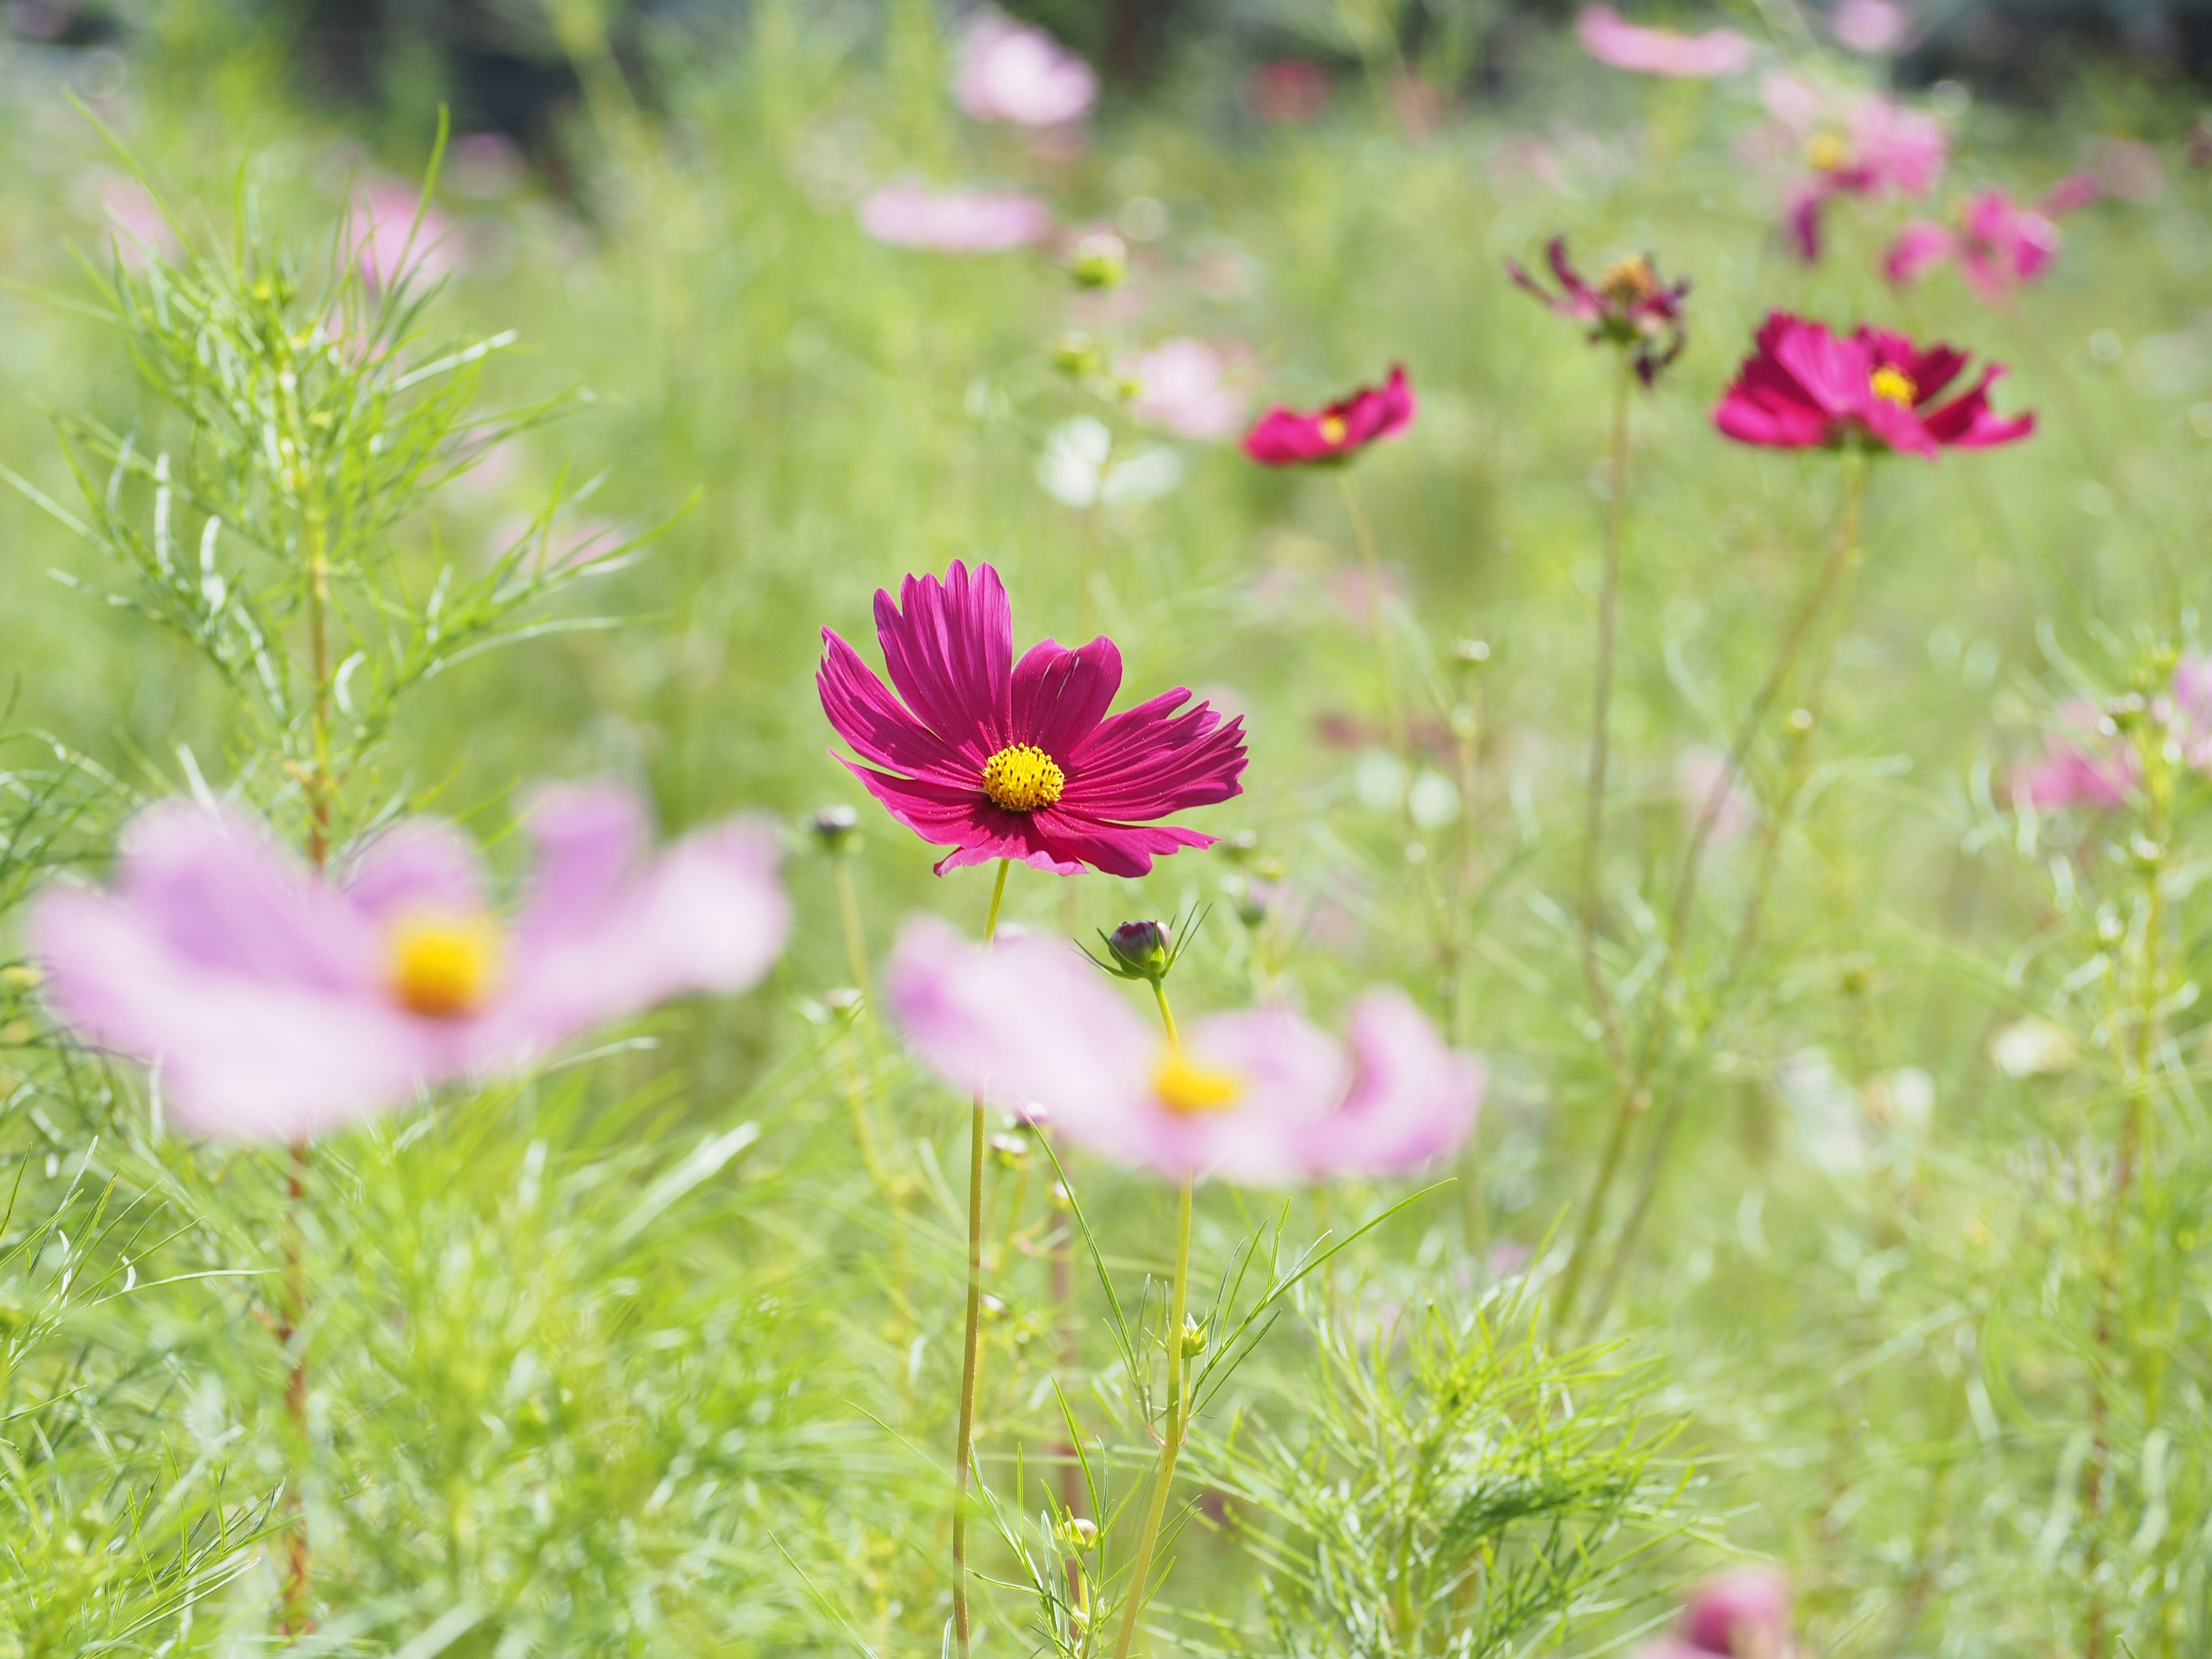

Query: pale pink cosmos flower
[
  {"left": 1884, "top": 176, "right": 2097, "bottom": 301},
  {"left": 2010, "top": 699, "right": 2134, "bottom": 810},
  {"left": 1125, "top": 338, "right": 1249, "bottom": 440},
  {"left": 955, "top": 7, "right": 1098, "bottom": 127},
  {"left": 31, "top": 784, "right": 790, "bottom": 1140},
  {"left": 858, "top": 183, "right": 1054, "bottom": 253},
  {"left": 1634, "top": 1566, "right": 1801, "bottom": 1659},
  {"left": 1760, "top": 73, "right": 1945, "bottom": 259},
  {"left": 353, "top": 177, "right": 459, "bottom": 291},
  {"left": 97, "top": 175, "right": 179, "bottom": 268},
  {"left": 1575, "top": 6, "right": 1754, "bottom": 77},
  {"left": 1832, "top": 0, "right": 1913, "bottom": 54},
  {"left": 885, "top": 915, "right": 1480, "bottom": 1184}
]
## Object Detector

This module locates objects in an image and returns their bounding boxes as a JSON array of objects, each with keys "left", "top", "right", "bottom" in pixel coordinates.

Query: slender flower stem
[
  {"left": 1112, "top": 984, "right": 1195, "bottom": 1659},
  {"left": 1336, "top": 471, "right": 1408, "bottom": 762},
  {"left": 834, "top": 859, "right": 873, "bottom": 1003},
  {"left": 950, "top": 857, "right": 1012, "bottom": 1658},
  {"left": 1580, "top": 362, "right": 1635, "bottom": 1085}
]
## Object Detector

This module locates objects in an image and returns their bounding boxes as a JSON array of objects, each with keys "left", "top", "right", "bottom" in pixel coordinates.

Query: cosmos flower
[
  {"left": 955, "top": 8, "right": 1098, "bottom": 128},
  {"left": 353, "top": 177, "right": 459, "bottom": 291},
  {"left": 816, "top": 561, "right": 1247, "bottom": 877},
  {"left": 885, "top": 915, "right": 1481, "bottom": 1183},
  {"left": 1242, "top": 366, "right": 1416, "bottom": 467},
  {"left": 857, "top": 183, "right": 1055, "bottom": 253},
  {"left": 1506, "top": 238, "right": 1690, "bottom": 384},
  {"left": 1884, "top": 175, "right": 2099, "bottom": 301},
  {"left": 1831, "top": 0, "right": 1914, "bottom": 54},
  {"left": 1575, "top": 6, "right": 1753, "bottom": 77},
  {"left": 30, "top": 784, "right": 790, "bottom": 1141},
  {"left": 2011, "top": 701, "right": 2135, "bottom": 810},
  {"left": 1760, "top": 73, "right": 1945, "bottom": 260},
  {"left": 1125, "top": 338, "right": 1249, "bottom": 440},
  {"left": 1713, "top": 313, "right": 2033, "bottom": 457}
]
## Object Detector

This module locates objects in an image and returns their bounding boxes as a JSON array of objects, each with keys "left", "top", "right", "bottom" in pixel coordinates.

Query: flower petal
[
  {"left": 819, "top": 627, "right": 981, "bottom": 786},
  {"left": 342, "top": 817, "right": 490, "bottom": 924},
  {"left": 1302, "top": 990, "right": 1482, "bottom": 1176},
  {"left": 874, "top": 560, "right": 1014, "bottom": 756},
  {"left": 1010, "top": 635, "right": 1122, "bottom": 758}
]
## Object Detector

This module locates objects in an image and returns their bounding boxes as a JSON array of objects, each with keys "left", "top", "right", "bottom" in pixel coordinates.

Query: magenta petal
[
  {"left": 1883, "top": 221, "right": 1953, "bottom": 285},
  {"left": 1682, "top": 1567, "right": 1795, "bottom": 1657},
  {"left": 1024, "top": 810, "right": 1215, "bottom": 878},
  {"left": 819, "top": 627, "right": 983, "bottom": 783},
  {"left": 876, "top": 560, "right": 1015, "bottom": 756},
  {"left": 1010, "top": 635, "right": 1123, "bottom": 758},
  {"left": 1303, "top": 991, "right": 1482, "bottom": 1177},
  {"left": 342, "top": 818, "right": 490, "bottom": 924}
]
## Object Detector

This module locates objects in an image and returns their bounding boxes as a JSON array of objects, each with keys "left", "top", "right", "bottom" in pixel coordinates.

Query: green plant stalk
[
  {"left": 1112, "top": 982, "right": 1194, "bottom": 1659},
  {"left": 950, "top": 857, "right": 1012, "bottom": 1658},
  {"left": 1337, "top": 471, "right": 1408, "bottom": 763},
  {"left": 1580, "top": 358, "right": 1635, "bottom": 1085}
]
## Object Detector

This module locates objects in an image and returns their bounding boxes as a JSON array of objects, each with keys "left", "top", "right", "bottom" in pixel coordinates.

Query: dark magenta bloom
[
  {"left": 1241, "top": 366, "right": 1416, "bottom": 467},
  {"left": 1713, "top": 313, "right": 2034, "bottom": 459},
  {"left": 1507, "top": 237, "right": 1689, "bottom": 384},
  {"left": 817, "top": 560, "right": 1247, "bottom": 878}
]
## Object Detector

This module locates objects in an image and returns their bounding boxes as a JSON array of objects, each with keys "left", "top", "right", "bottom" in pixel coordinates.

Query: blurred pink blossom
[
  {"left": 1681, "top": 1568, "right": 1799, "bottom": 1658},
  {"left": 1248, "top": 59, "right": 1332, "bottom": 124},
  {"left": 1760, "top": 73, "right": 1945, "bottom": 259},
  {"left": 1126, "top": 338, "right": 1249, "bottom": 440},
  {"left": 1884, "top": 176, "right": 2097, "bottom": 300},
  {"left": 1677, "top": 747, "right": 1754, "bottom": 845},
  {"left": 955, "top": 8, "right": 1097, "bottom": 127},
  {"left": 858, "top": 183, "right": 1054, "bottom": 252},
  {"left": 1575, "top": 5, "right": 1753, "bottom": 77},
  {"left": 2011, "top": 700, "right": 2135, "bottom": 811},
  {"left": 353, "top": 177, "right": 458, "bottom": 290},
  {"left": 1831, "top": 0, "right": 1912, "bottom": 53},
  {"left": 97, "top": 175, "right": 178, "bottom": 268}
]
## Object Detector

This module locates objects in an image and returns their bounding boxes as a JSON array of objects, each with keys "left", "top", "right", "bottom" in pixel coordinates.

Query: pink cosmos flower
[
  {"left": 1831, "top": 0, "right": 1913, "bottom": 54},
  {"left": 353, "top": 177, "right": 459, "bottom": 291},
  {"left": 1507, "top": 238, "right": 1690, "bottom": 385},
  {"left": 857, "top": 183, "right": 1055, "bottom": 253},
  {"left": 817, "top": 561, "right": 1247, "bottom": 878},
  {"left": 1243, "top": 366, "right": 1416, "bottom": 467},
  {"left": 2011, "top": 700, "right": 2135, "bottom": 810},
  {"left": 1575, "top": 6, "right": 1753, "bottom": 77},
  {"left": 1713, "top": 313, "right": 2033, "bottom": 458},
  {"left": 1760, "top": 73, "right": 1945, "bottom": 260},
  {"left": 885, "top": 916, "right": 1480, "bottom": 1183},
  {"left": 955, "top": 8, "right": 1098, "bottom": 127},
  {"left": 30, "top": 784, "right": 790, "bottom": 1140},
  {"left": 1126, "top": 338, "right": 1249, "bottom": 440},
  {"left": 1680, "top": 1568, "right": 1800, "bottom": 1658},
  {"left": 1884, "top": 176, "right": 2098, "bottom": 300}
]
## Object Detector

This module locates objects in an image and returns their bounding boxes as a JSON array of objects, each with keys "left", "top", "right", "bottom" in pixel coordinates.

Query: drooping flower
[
  {"left": 1125, "top": 338, "right": 1249, "bottom": 440},
  {"left": 858, "top": 183, "right": 1055, "bottom": 253},
  {"left": 1759, "top": 73, "right": 1945, "bottom": 260},
  {"left": 30, "top": 784, "right": 790, "bottom": 1140},
  {"left": 1506, "top": 238, "right": 1690, "bottom": 384},
  {"left": 885, "top": 916, "right": 1480, "bottom": 1183},
  {"left": 817, "top": 561, "right": 1246, "bottom": 877},
  {"left": 1884, "top": 175, "right": 2099, "bottom": 300},
  {"left": 1713, "top": 313, "right": 2033, "bottom": 457},
  {"left": 353, "top": 177, "right": 459, "bottom": 291},
  {"left": 1575, "top": 5, "right": 1753, "bottom": 77},
  {"left": 1243, "top": 366, "right": 1416, "bottom": 467},
  {"left": 955, "top": 8, "right": 1098, "bottom": 128}
]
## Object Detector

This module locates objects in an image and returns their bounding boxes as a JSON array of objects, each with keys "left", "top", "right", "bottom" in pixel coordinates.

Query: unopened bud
[
  {"left": 1070, "top": 231, "right": 1127, "bottom": 289},
  {"left": 810, "top": 805, "right": 860, "bottom": 853},
  {"left": 1056, "top": 1514, "right": 1100, "bottom": 1553},
  {"left": 1053, "top": 333, "right": 1103, "bottom": 378},
  {"left": 1218, "top": 829, "right": 1260, "bottom": 863},
  {"left": 988, "top": 1132, "right": 1031, "bottom": 1166},
  {"left": 1103, "top": 918, "right": 1174, "bottom": 983},
  {"left": 1785, "top": 707, "right": 1815, "bottom": 736},
  {"left": 1179, "top": 1318, "right": 1209, "bottom": 1358}
]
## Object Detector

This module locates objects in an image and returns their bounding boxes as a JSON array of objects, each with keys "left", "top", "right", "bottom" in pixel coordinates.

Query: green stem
[
  {"left": 1580, "top": 362, "right": 1634, "bottom": 1084},
  {"left": 1337, "top": 471, "right": 1408, "bottom": 762},
  {"left": 949, "top": 858, "right": 1012, "bottom": 1657},
  {"left": 833, "top": 859, "right": 873, "bottom": 1002}
]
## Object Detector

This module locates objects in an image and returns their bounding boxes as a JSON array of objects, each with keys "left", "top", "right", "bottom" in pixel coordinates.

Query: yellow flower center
[
  {"left": 980, "top": 743, "right": 1065, "bottom": 812},
  {"left": 1320, "top": 414, "right": 1348, "bottom": 445},
  {"left": 1869, "top": 366, "right": 1918, "bottom": 408},
  {"left": 1804, "top": 131, "right": 1850, "bottom": 172},
  {"left": 1153, "top": 1050, "right": 1243, "bottom": 1115},
  {"left": 389, "top": 912, "right": 501, "bottom": 1019},
  {"left": 1597, "top": 255, "right": 1657, "bottom": 306}
]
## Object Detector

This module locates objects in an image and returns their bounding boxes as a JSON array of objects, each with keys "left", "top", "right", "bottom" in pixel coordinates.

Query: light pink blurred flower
[
  {"left": 31, "top": 785, "right": 790, "bottom": 1140},
  {"left": 1248, "top": 59, "right": 1332, "bottom": 124},
  {"left": 2011, "top": 699, "right": 2134, "bottom": 810},
  {"left": 1677, "top": 747, "right": 1754, "bottom": 845},
  {"left": 858, "top": 183, "right": 1054, "bottom": 252},
  {"left": 1760, "top": 73, "right": 1945, "bottom": 259},
  {"left": 1575, "top": 6, "right": 1753, "bottom": 77},
  {"left": 1831, "top": 0, "right": 1912, "bottom": 54},
  {"left": 1126, "top": 338, "right": 1249, "bottom": 440},
  {"left": 885, "top": 915, "right": 1480, "bottom": 1184},
  {"left": 955, "top": 8, "right": 1097, "bottom": 127},
  {"left": 353, "top": 177, "right": 458, "bottom": 290},
  {"left": 1680, "top": 1567, "right": 1798, "bottom": 1658},
  {"left": 2167, "top": 655, "right": 2212, "bottom": 770},
  {"left": 97, "top": 175, "right": 179, "bottom": 268},
  {"left": 1884, "top": 176, "right": 2097, "bottom": 300}
]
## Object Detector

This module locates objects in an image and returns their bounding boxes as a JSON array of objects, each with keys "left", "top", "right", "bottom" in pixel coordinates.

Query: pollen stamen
[
  {"left": 1320, "top": 414, "right": 1349, "bottom": 445},
  {"left": 1804, "top": 131, "right": 1850, "bottom": 173},
  {"left": 389, "top": 912, "right": 500, "bottom": 1018},
  {"left": 1597, "top": 255, "right": 1658, "bottom": 306},
  {"left": 1154, "top": 1051, "right": 1242, "bottom": 1115},
  {"left": 981, "top": 743, "right": 1066, "bottom": 812},
  {"left": 1869, "top": 366, "right": 1918, "bottom": 408}
]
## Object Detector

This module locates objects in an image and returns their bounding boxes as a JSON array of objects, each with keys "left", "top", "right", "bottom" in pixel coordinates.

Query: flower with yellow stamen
[{"left": 388, "top": 912, "right": 501, "bottom": 1018}]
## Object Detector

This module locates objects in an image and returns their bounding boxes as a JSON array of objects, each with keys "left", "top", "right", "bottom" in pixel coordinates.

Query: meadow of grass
[{"left": 1, "top": 3, "right": 2211, "bottom": 1654}]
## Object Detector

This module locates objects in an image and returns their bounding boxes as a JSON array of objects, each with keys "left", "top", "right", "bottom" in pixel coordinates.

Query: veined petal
[
  {"left": 819, "top": 627, "right": 983, "bottom": 783},
  {"left": 1010, "top": 635, "right": 1122, "bottom": 758},
  {"left": 1024, "top": 810, "right": 1217, "bottom": 878},
  {"left": 874, "top": 560, "right": 1014, "bottom": 753}
]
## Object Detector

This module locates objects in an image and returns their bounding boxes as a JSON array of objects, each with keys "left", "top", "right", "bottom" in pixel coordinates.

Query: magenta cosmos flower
[
  {"left": 1885, "top": 175, "right": 2099, "bottom": 300},
  {"left": 1507, "top": 238, "right": 1689, "bottom": 385},
  {"left": 1713, "top": 314, "right": 2033, "bottom": 458},
  {"left": 885, "top": 916, "right": 1480, "bottom": 1183},
  {"left": 858, "top": 183, "right": 1054, "bottom": 253},
  {"left": 1760, "top": 73, "right": 1945, "bottom": 260},
  {"left": 1575, "top": 5, "right": 1753, "bottom": 77},
  {"left": 955, "top": 8, "right": 1097, "bottom": 127},
  {"left": 30, "top": 783, "right": 790, "bottom": 1140},
  {"left": 817, "top": 561, "right": 1246, "bottom": 877},
  {"left": 1243, "top": 366, "right": 1416, "bottom": 467}
]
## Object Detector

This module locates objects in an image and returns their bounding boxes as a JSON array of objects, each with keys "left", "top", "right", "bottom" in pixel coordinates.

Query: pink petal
[
  {"left": 1010, "top": 636, "right": 1123, "bottom": 759},
  {"left": 1683, "top": 1567, "right": 1794, "bottom": 1657},
  {"left": 1883, "top": 220, "right": 1955, "bottom": 285},
  {"left": 507, "top": 781, "right": 651, "bottom": 948},
  {"left": 875, "top": 561, "right": 1015, "bottom": 756},
  {"left": 1304, "top": 991, "right": 1482, "bottom": 1177},
  {"left": 819, "top": 627, "right": 983, "bottom": 786},
  {"left": 1575, "top": 4, "right": 1753, "bottom": 76},
  {"left": 1021, "top": 810, "right": 1216, "bottom": 879},
  {"left": 342, "top": 818, "right": 490, "bottom": 924}
]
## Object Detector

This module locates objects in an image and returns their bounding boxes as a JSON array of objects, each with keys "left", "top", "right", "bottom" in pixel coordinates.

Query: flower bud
[
  {"left": 1179, "top": 1317, "right": 1209, "bottom": 1358},
  {"left": 810, "top": 805, "right": 860, "bottom": 853},
  {"left": 1103, "top": 918, "right": 1174, "bottom": 982},
  {"left": 1218, "top": 829, "right": 1260, "bottom": 863},
  {"left": 988, "top": 1132, "right": 1031, "bottom": 1166},
  {"left": 1053, "top": 332, "right": 1103, "bottom": 379},
  {"left": 1070, "top": 231, "right": 1127, "bottom": 289}
]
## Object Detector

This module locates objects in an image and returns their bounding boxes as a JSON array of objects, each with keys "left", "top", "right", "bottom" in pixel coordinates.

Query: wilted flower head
[
  {"left": 1507, "top": 238, "right": 1689, "bottom": 384},
  {"left": 858, "top": 183, "right": 1054, "bottom": 253},
  {"left": 1575, "top": 5, "right": 1753, "bottom": 77},
  {"left": 817, "top": 560, "right": 1246, "bottom": 877},
  {"left": 1714, "top": 313, "right": 2033, "bottom": 457},
  {"left": 1126, "top": 338, "right": 1249, "bottom": 440},
  {"left": 886, "top": 916, "right": 1480, "bottom": 1183},
  {"left": 955, "top": 8, "right": 1098, "bottom": 128},
  {"left": 1760, "top": 73, "right": 1945, "bottom": 259},
  {"left": 31, "top": 785, "right": 790, "bottom": 1140},
  {"left": 1884, "top": 176, "right": 2098, "bottom": 301},
  {"left": 353, "top": 177, "right": 458, "bottom": 291},
  {"left": 1243, "top": 366, "right": 1416, "bottom": 467}
]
